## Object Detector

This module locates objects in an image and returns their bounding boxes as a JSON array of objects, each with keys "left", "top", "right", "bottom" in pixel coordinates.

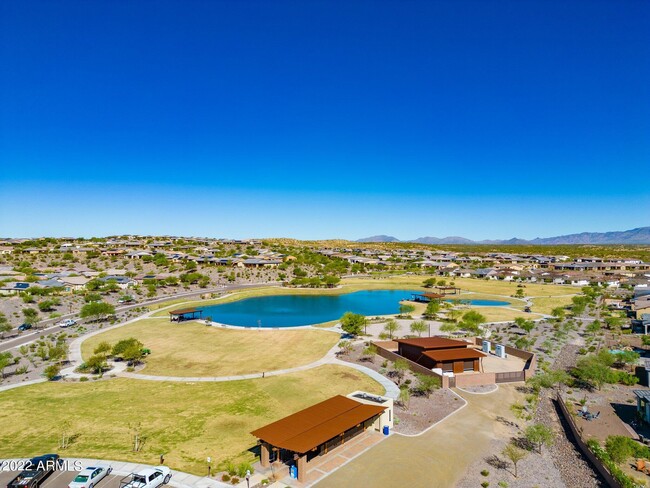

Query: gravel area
[
  {"left": 394, "top": 388, "right": 463, "bottom": 435},
  {"left": 456, "top": 437, "right": 566, "bottom": 488},
  {"left": 458, "top": 384, "right": 498, "bottom": 394},
  {"left": 338, "top": 342, "right": 464, "bottom": 435}
]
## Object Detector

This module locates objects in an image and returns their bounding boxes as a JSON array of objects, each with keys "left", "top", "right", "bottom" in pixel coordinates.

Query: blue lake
[
  {"left": 201, "top": 289, "right": 421, "bottom": 327},
  {"left": 445, "top": 299, "right": 510, "bottom": 306}
]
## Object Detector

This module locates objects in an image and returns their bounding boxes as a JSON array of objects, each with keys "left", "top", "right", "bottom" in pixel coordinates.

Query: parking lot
[{"left": 0, "top": 468, "right": 123, "bottom": 488}]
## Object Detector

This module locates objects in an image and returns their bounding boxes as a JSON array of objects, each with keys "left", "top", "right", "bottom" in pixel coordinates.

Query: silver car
[{"left": 68, "top": 466, "right": 112, "bottom": 488}]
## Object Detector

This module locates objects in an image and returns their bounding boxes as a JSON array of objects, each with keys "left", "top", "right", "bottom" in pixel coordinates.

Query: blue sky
[{"left": 1, "top": 0, "right": 648, "bottom": 240}]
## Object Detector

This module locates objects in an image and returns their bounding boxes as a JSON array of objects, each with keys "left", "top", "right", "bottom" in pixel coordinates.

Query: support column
[
  {"left": 260, "top": 443, "right": 270, "bottom": 468},
  {"left": 297, "top": 454, "right": 307, "bottom": 483}
]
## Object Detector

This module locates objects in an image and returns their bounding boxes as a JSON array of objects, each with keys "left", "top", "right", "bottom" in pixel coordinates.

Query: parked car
[
  {"left": 17, "top": 323, "right": 32, "bottom": 331},
  {"left": 57, "top": 319, "right": 77, "bottom": 328},
  {"left": 68, "top": 465, "right": 112, "bottom": 488},
  {"left": 7, "top": 454, "right": 62, "bottom": 488},
  {"left": 119, "top": 467, "right": 171, "bottom": 488}
]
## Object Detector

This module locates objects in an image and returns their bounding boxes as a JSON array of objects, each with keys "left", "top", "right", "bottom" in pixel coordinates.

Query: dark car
[
  {"left": 7, "top": 454, "right": 62, "bottom": 488},
  {"left": 17, "top": 323, "right": 32, "bottom": 331},
  {"left": 524, "top": 306, "right": 531, "bottom": 313}
]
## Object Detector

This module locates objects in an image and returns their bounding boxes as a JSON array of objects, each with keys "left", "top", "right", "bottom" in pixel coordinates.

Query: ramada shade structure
[
  {"left": 168, "top": 307, "right": 203, "bottom": 321},
  {"left": 251, "top": 395, "right": 386, "bottom": 454}
]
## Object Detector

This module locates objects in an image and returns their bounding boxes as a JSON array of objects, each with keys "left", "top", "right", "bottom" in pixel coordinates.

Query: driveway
[{"left": 315, "top": 384, "right": 522, "bottom": 488}]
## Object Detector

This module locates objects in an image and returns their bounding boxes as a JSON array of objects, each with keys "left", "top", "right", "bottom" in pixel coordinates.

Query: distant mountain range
[{"left": 357, "top": 227, "right": 650, "bottom": 245}]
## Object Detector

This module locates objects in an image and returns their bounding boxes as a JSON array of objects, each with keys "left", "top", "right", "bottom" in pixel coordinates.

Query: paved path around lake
[{"left": 314, "top": 384, "right": 521, "bottom": 488}]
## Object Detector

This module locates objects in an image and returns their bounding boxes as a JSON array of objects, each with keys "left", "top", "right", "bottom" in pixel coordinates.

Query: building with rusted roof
[
  {"left": 396, "top": 337, "right": 486, "bottom": 374},
  {"left": 250, "top": 392, "right": 392, "bottom": 483}
]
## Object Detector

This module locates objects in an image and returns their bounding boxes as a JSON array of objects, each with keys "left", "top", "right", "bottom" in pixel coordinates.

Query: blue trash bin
[
  {"left": 289, "top": 465, "right": 297, "bottom": 479},
  {"left": 383, "top": 425, "right": 390, "bottom": 436}
]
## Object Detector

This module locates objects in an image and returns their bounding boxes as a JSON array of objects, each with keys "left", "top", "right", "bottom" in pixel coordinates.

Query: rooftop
[
  {"left": 422, "top": 348, "right": 486, "bottom": 362},
  {"left": 395, "top": 337, "right": 470, "bottom": 350},
  {"left": 250, "top": 395, "right": 385, "bottom": 454}
]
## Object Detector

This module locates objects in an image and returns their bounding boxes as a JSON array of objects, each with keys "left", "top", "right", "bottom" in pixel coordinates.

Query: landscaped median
[
  {"left": 80, "top": 318, "right": 339, "bottom": 377},
  {"left": 0, "top": 365, "right": 383, "bottom": 476}
]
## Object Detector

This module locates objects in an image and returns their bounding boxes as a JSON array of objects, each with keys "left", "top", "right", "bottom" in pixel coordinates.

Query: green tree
[
  {"left": 323, "top": 275, "right": 340, "bottom": 288},
  {"left": 84, "top": 292, "right": 102, "bottom": 303},
  {"left": 122, "top": 343, "right": 145, "bottom": 365},
  {"left": 502, "top": 442, "right": 528, "bottom": 478},
  {"left": 80, "top": 301, "right": 115, "bottom": 321},
  {"left": 440, "top": 322, "right": 459, "bottom": 334},
  {"left": 0, "top": 352, "right": 13, "bottom": 379},
  {"left": 422, "top": 278, "right": 437, "bottom": 288},
  {"left": 551, "top": 307, "right": 566, "bottom": 321},
  {"left": 111, "top": 338, "right": 144, "bottom": 358},
  {"left": 398, "top": 385, "right": 411, "bottom": 410},
  {"left": 393, "top": 358, "right": 410, "bottom": 385},
  {"left": 524, "top": 424, "right": 554, "bottom": 453},
  {"left": 586, "top": 319, "right": 602, "bottom": 337},
  {"left": 85, "top": 354, "right": 108, "bottom": 375},
  {"left": 410, "top": 320, "right": 428, "bottom": 337},
  {"left": 399, "top": 304, "right": 415, "bottom": 316},
  {"left": 574, "top": 354, "right": 617, "bottom": 390},
  {"left": 93, "top": 341, "right": 112, "bottom": 357},
  {"left": 413, "top": 373, "right": 439, "bottom": 397},
  {"left": 0, "top": 313, "right": 11, "bottom": 339},
  {"left": 424, "top": 300, "right": 440, "bottom": 318},
  {"left": 460, "top": 310, "right": 486, "bottom": 334},
  {"left": 514, "top": 317, "right": 535, "bottom": 334},
  {"left": 44, "top": 364, "right": 61, "bottom": 381},
  {"left": 22, "top": 307, "right": 39, "bottom": 326},
  {"left": 383, "top": 319, "right": 399, "bottom": 340},
  {"left": 340, "top": 312, "right": 367, "bottom": 336}
]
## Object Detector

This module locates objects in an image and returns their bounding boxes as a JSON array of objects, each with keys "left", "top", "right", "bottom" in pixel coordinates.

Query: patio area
[{"left": 254, "top": 431, "right": 385, "bottom": 487}]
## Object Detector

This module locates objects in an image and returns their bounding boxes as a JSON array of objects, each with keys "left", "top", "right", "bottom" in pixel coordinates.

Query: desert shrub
[{"left": 221, "top": 474, "right": 230, "bottom": 482}]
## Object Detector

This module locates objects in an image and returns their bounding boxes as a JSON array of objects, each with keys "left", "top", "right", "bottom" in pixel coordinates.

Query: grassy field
[
  {"left": 0, "top": 365, "right": 382, "bottom": 475},
  {"left": 82, "top": 319, "right": 338, "bottom": 377}
]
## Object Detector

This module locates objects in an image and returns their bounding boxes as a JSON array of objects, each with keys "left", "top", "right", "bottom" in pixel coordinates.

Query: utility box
[
  {"left": 495, "top": 344, "right": 507, "bottom": 359},
  {"left": 482, "top": 340, "right": 491, "bottom": 354}
]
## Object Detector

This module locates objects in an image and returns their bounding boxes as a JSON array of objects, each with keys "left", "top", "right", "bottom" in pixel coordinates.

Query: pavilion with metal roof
[{"left": 250, "top": 395, "right": 387, "bottom": 482}]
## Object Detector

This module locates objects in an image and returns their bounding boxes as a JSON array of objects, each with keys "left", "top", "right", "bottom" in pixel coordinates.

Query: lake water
[{"left": 201, "top": 289, "right": 421, "bottom": 327}]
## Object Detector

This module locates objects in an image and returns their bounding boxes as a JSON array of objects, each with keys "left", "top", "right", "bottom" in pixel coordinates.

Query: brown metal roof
[
  {"left": 168, "top": 307, "right": 202, "bottom": 315},
  {"left": 250, "top": 395, "right": 386, "bottom": 454},
  {"left": 422, "top": 348, "right": 486, "bottom": 362},
  {"left": 421, "top": 292, "right": 445, "bottom": 299},
  {"left": 395, "top": 337, "right": 469, "bottom": 350}
]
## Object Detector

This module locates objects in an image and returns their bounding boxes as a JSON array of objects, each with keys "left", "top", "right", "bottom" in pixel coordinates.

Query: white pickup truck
[{"left": 119, "top": 467, "right": 171, "bottom": 488}]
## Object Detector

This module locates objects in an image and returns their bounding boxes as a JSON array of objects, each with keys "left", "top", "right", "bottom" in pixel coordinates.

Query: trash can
[
  {"left": 289, "top": 465, "right": 297, "bottom": 479},
  {"left": 383, "top": 425, "right": 390, "bottom": 436}
]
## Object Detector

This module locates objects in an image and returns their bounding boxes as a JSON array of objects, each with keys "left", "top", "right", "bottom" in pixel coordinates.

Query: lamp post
[
  {"left": 245, "top": 470, "right": 250, "bottom": 488},
  {"left": 207, "top": 457, "right": 211, "bottom": 477}
]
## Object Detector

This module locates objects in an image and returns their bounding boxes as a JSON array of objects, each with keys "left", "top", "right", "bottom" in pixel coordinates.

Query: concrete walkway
[
  {"left": 314, "top": 384, "right": 522, "bottom": 488},
  {"left": 0, "top": 378, "right": 46, "bottom": 392}
]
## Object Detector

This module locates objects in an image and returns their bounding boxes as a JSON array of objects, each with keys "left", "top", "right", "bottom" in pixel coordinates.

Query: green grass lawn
[
  {"left": 0, "top": 365, "right": 382, "bottom": 475},
  {"left": 82, "top": 318, "right": 339, "bottom": 377}
]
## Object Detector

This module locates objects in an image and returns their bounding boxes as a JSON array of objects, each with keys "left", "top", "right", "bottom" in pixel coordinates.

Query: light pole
[
  {"left": 207, "top": 457, "right": 211, "bottom": 477},
  {"left": 245, "top": 470, "right": 250, "bottom": 488}
]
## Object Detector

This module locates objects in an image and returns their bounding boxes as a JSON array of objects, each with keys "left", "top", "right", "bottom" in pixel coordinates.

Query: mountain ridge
[{"left": 356, "top": 227, "right": 650, "bottom": 245}]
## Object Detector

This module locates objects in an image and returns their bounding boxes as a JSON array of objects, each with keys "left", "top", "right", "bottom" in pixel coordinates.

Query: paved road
[{"left": 0, "top": 283, "right": 280, "bottom": 353}]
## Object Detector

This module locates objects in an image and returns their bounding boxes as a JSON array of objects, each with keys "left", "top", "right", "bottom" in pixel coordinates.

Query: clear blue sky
[{"left": 1, "top": 0, "right": 648, "bottom": 240}]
